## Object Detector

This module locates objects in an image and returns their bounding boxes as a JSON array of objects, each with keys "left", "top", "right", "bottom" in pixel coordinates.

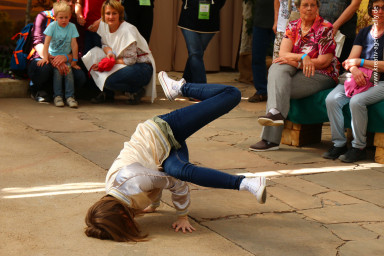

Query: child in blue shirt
[{"left": 38, "top": 1, "right": 80, "bottom": 108}]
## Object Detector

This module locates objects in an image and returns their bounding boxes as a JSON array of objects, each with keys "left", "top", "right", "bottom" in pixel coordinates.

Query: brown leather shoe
[
  {"left": 249, "top": 140, "right": 279, "bottom": 152},
  {"left": 248, "top": 93, "right": 267, "bottom": 103},
  {"left": 258, "top": 112, "right": 285, "bottom": 126}
]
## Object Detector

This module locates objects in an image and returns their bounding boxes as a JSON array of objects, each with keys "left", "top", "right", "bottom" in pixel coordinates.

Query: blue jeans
[
  {"left": 181, "top": 29, "right": 215, "bottom": 83},
  {"left": 53, "top": 66, "right": 75, "bottom": 99},
  {"left": 160, "top": 83, "right": 245, "bottom": 189},
  {"left": 104, "top": 63, "right": 153, "bottom": 96},
  {"left": 252, "top": 26, "right": 274, "bottom": 95},
  {"left": 28, "top": 59, "right": 86, "bottom": 96}
]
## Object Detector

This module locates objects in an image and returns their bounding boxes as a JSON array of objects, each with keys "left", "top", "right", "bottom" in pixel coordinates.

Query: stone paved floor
[{"left": 0, "top": 72, "right": 383, "bottom": 256}]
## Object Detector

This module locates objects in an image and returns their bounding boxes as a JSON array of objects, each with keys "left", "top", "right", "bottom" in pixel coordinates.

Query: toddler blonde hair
[{"left": 53, "top": 1, "right": 71, "bottom": 17}]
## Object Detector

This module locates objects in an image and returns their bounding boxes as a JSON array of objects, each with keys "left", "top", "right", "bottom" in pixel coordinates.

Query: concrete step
[{"left": 0, "top": 78, "right": 29, "bottom": 98}]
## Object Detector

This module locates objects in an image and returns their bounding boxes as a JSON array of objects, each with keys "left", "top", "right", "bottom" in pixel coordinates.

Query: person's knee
[
  {"left": 349, "top": 96, "right": 365, "bottom": 113},
  {"left": 325, "top": 92, "right": 336, "bottom": 108},
  {"left": 226, "top": 86, "right": 241, "bottom": 105},
  {"left": 74, "top": 70, "right": 87, "bottom": 87},
  {"left": 269, "top": 63, "right": 294, "bottom": 74},
  {"left": 163, "top": 160, "right": 187, "bottom": 179}
]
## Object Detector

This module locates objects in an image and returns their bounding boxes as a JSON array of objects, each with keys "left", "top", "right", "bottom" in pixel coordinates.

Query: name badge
[
  {"left": 139, "top": 0, "right": 151, "bottom": 6},
  {"left": 198, "top": 3, "right": 210, "bottom": 20}
]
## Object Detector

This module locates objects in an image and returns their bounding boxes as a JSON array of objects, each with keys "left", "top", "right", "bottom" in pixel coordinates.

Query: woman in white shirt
[{"left": 82, "top": 0, "right": 156, "bottom": 104}]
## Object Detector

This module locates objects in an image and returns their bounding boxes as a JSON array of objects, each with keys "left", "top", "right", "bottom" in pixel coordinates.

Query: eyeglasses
[
  {"left": 300, "top": 3, "right": 317, "bottom": 9},
  {"left": 372, "top": 6, "right": 384, "bottom": 11}
]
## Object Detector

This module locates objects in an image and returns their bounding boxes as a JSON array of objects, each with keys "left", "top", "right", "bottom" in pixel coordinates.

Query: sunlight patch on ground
[
  {"left": 1, "top": 182, "right": 105, "bottom": 199},
  {"left": 237, "top": 163, "right": 384, "bottom": 178}
]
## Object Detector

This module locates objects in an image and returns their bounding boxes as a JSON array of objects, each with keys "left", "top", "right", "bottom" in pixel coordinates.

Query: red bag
[{"left": 98, "top": 57, "right": 116, "bottom": 71}]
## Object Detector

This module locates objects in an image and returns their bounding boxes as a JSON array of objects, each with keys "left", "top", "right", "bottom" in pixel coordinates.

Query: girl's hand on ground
[{"left": 172, "top": 216, "right": 196, "bottom": 233}]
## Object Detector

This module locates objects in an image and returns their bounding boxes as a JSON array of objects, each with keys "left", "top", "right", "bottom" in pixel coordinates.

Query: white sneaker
[
  {"left": 54, "top": 96, "right": 64, "bottom": 107},
  {"left": 240, "top": 177, "right": 267, "bottom": 204},
  {"left": 158, "top": 71, "right": 185, "bottom": 101},
  {"left": 66, "top": 97, "right": 78, "bottom": 108}
]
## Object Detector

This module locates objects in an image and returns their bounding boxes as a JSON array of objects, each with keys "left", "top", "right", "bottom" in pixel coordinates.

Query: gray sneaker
[
  {"left": 339, "top": 147, "right": 367, "bottom": 163},
  {"left": 322, "top": 145, "right": 348, "bottom": 160},
  {"left": 54, "top": 96, "right": 64, "bottom": 107},
  {"left": 66, "top": 97, "right": 78, "bottom": 108}
]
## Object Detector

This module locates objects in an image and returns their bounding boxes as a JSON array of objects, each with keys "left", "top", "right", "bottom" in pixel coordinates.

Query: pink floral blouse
[{"left": 285, "top": 15, "right": 340, "bottom": 82}]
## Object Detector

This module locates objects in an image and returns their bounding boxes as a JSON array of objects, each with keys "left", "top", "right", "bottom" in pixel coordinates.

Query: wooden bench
[{"left": 281, "top": 88, "right": 384, "bottom": 164}]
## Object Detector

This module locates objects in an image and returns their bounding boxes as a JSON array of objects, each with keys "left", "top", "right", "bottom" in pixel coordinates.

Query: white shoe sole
[
  {"left": 158, "top": 71, "right": 175, "bottom": 101},
  {"left": 249, "top": 146, "right": 279, "bottom": 152},
  {"left": 257, "top": 177, "right": 267, "bottom": 204},
  {"left": 258, "top": 118, "right": 284, "bottom": 126}
]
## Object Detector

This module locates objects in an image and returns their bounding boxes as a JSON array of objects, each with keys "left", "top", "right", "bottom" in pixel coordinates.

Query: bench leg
[
  {"left": 281, "top": 120, "right": 323, "bottom": 147},
  {"left": 374, "top": 133, "right": 384, "bottom": 164}
]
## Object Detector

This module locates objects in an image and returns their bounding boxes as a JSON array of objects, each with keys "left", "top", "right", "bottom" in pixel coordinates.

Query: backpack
[
  {"left": 10, "top": 10, "right": 55, "bottom": 77},
  {"left": 10, "top": 23, "right": 35, "bottom": 77}
]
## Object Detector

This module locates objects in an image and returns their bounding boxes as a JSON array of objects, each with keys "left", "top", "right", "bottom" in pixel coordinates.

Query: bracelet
[
  {"left": 301, "top": 53, "right": 308, "bottom": 60},
  {"left": 360, "top": 59, "right": 365, "bottom": 67},
  {"left": 72, "top": 58, "right": 78, "bottom": 62},
  {"left": 65, "top": 55, "right": 69, "bottom": 61}
]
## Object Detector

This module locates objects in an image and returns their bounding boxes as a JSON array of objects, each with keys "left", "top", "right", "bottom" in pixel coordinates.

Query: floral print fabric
[{"left": 285, "top": 15, "right": 340, "bottom": 82}]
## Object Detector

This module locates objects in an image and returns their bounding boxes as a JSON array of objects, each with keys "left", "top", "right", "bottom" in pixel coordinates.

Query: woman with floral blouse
[{"left": 249, "top": 0, "right": 339, "bottom": 152}]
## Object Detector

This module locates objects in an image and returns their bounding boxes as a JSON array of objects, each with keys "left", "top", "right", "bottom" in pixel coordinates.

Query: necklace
[{"left": 301, "top": 26, "right": 311, "bottom": 35}]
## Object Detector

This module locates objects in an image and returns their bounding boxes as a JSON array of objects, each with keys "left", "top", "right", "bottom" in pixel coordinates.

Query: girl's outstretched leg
[
  {"left": 158, "top": 71, "right": 241, "bottom": 143},
  {"left": 163, "top": 142, "right": 267, "bottom": 204}
]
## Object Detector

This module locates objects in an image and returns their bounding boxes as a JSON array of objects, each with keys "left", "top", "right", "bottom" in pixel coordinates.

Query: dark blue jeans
[
  {"left": 160, "top": 83, "right": 245, "bottom": 190},
  {"left": 83, "top": 31, "right": 102, "bottom": 55},
  {"left": 104, "top": 63, "right": 153, "bottom": 97},
  {"left": 252, "top": 26, "right": 274, "bottom": 95},
  {"left": 28, "top": 58, "right": 86, "bottom": 96},
  {"left": 181, "top": 29, "right": 215, "bottom": 83}
]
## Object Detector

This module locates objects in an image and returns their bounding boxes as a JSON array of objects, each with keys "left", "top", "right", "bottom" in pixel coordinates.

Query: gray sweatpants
[
  {"left": 261, "top": 63, "right": 336, "bottom": 144},
  {"left": 325, "top": 82, "right": 384, "bottom": 148}
]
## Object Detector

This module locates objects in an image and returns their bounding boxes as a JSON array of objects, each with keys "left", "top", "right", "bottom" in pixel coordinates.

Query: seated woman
[
  {"left": 84, "top": 72, "right": 267, "bottom": 242},
  {"left": 82, "top": 0, "right": 156, "bottom": 105},
  {"left": 323, "top": 0, "right": 384, "bottom": 163},
  {"left": 249, "top": 0, "right": 339, "bottom": 151}
]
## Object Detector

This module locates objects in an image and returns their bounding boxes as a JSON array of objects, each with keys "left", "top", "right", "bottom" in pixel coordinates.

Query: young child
[
  {"left": 85, "top": 71, "right": 267, "bottom": 242},
  {"left": 37, "top": 1, "right": 80, "bottom": 108}
]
